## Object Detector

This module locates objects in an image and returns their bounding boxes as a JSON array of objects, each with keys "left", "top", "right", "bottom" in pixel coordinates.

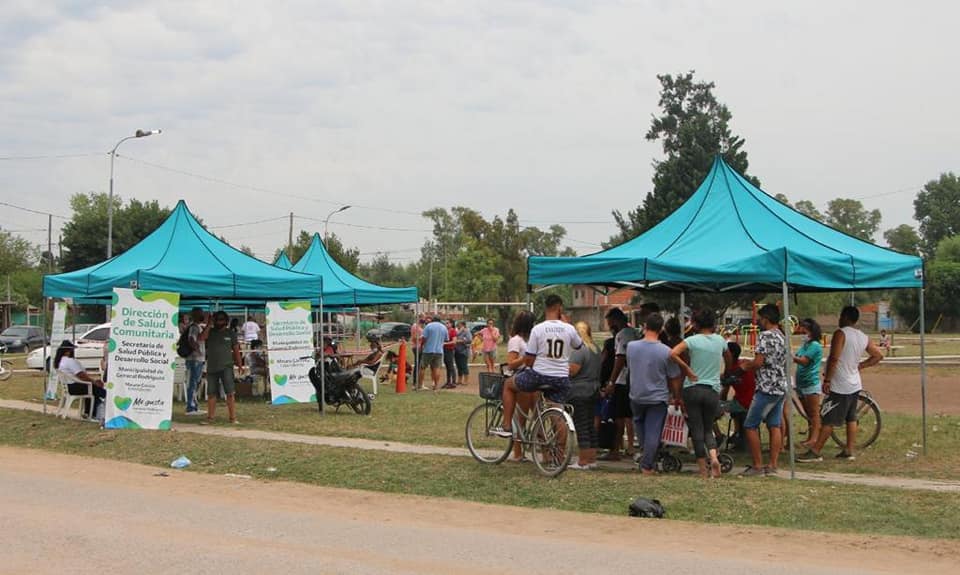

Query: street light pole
[
  {"left": 323, "top": 205, "right": 351, "bottom": 246},
  {"left": 107, "top": 129, "right": 161, "bottom": 259}
]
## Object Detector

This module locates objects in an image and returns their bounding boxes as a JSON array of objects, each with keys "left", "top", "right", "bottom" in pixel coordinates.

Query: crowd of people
[{"left": 482, "top": 297, "right": 884, "bottom": 476}]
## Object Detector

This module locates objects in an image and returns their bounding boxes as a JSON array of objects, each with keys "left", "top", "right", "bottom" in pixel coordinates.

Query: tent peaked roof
[
  {"left": 43, "top": 200, "right": 324, "bottom": 303},
  {"left": 291, "top": 233, "right": 418, "bottom": 305},
  {"left": 273, "top": 251, "right": 294, "bottom": 270},
  {"left": 528, "top": 157, "right": 923, "bottom": 292}
]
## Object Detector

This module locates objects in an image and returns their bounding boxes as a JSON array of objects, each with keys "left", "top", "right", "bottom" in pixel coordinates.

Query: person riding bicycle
[{"left": 492, "top": 295, "right": 583, "bottom": 438}]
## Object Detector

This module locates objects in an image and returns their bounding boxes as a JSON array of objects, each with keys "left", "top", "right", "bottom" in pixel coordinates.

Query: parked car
[
  {"left": 0, "top": 325, "right": 47, "bottom": 353},
  {"left": 365, "top": 322, "right": 411, "bottom": 341},
  {"left": 466, "top": 321, "right": 487, "bottom": 336},
  {"left": 63, "top": 323, "right": 100, "bottom": 339},
  {"left": 26, "top": 323, "right": 110, "bottom": 371}
]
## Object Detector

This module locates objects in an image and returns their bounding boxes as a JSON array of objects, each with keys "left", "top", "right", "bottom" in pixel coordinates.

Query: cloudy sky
[{"left": 1, "top": 1, "right": 957, "bottom": 264}]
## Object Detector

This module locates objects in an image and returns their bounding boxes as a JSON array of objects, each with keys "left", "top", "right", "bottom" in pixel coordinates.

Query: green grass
[
  {"left": 2, "top": 408, "right": 959, "bottom": 540},
  {"left": 5, "top": 357, "right": 959, "bottom": 479}
]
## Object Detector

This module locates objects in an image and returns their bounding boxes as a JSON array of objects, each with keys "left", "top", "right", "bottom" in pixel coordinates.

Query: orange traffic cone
[{"left": 396, "top": 339, "right": 407, "bottom": 394}]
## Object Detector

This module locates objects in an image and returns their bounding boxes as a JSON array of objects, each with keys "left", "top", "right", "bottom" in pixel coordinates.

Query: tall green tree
[
  {"left": 420, "top": 207, "right": 575, "bottom": 323},
  {"left": 883, "top": 224, "right": 921, "bottom": 255},
  {"left": 60, "top": 193, "right": 170, "bottom": 271},
  {"left": 0, "top": 231, "right": 37, "bottom": 275},
  {"left": 325, "top": 233, "right": 360, "bottom": 274},
  {"left": 794, "top": 200, "right": 823, "bottom": 221},
  {"left": 914, "top": 172, "right": 960, "bottom": 258},
  {"left": 824, "top": 198, "right": 881, "bottom": 241},
  {"left": 609, "top": 71, "right": 759, "bottom": 246}
]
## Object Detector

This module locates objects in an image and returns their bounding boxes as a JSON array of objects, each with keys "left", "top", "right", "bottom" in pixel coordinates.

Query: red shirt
[{"left": 443, "top": 327, "right": 457, "bottom": 350}]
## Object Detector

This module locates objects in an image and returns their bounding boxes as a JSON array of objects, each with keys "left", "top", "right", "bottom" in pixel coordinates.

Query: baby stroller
[{"left": 652, "top": 405, "right": 735, "bottom": 474}]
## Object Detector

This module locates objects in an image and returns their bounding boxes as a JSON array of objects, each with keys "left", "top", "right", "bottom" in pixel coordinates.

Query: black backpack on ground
[
  {"left": 628, "top": 498, "right": 665, "bottom": 518},
  {"left": 176, "top": 329, "right": 192, "bottom": 358}
]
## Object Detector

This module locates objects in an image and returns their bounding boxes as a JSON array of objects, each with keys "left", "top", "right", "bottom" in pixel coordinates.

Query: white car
[{"left": 26, "top": 323, "right": 111, "bottom": 372}]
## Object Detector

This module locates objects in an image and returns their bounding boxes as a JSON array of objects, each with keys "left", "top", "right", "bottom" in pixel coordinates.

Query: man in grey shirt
[{"left": 626, "top": 313, "right": 682, "bottom": 474}]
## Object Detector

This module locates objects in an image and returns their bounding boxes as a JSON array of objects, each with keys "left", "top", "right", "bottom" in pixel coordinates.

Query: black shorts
[
  {"left": 820, "top": 391, "right": 859, "bottom": 426},
  {"left": 514, "top": 369, "right": 570, "bottom": 403},
  {"left": 613, "top": 384, "right": 633, "bottom": 419}
]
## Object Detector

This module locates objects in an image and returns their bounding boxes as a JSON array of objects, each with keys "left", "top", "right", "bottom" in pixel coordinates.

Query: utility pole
[
  {"left": 47, "top": 215, "right": 52, "bottom": 273},
  {"left": 287, "top": 212, "right": 294, "bottom": 259}
]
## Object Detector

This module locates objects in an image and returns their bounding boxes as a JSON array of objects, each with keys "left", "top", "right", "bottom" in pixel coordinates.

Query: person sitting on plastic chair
[{"left": 55, "top": 340, "right": 105, "bottom": 419}]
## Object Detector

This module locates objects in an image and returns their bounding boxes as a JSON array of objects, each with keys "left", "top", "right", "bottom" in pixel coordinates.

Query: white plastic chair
[
  {"left": 358, "top": 358, "right": 392, "bottom": 397},
  {"left": 56, "top": 370, "right": 95, "bottom": 420}
]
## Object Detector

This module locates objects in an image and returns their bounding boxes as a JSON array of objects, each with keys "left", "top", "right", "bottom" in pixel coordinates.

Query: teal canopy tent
[
  {"left": 528, "top": 157, "right": 923, "bottom": 292},
  {"left": 528, "top": 156, "right": 930, "bottom": 464},
  {"left": 273, "top": 251, "right": 294, "bottom": 270},
  {"left": 291, "top": 233, "right": 418, "bottom": 306},
  {"left": 43, "top": 201, "right": 336, "bottom": 305}
]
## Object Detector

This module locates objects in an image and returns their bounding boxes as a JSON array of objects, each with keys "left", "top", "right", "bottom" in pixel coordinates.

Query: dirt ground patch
[{"left": 3, "top": 446, "right": 960, "bottom": 575}]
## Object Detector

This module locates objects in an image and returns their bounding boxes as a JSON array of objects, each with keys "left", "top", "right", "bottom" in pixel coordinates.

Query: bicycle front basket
[{"left": 478, "top": 372, "right": 506, "bottom": 400}]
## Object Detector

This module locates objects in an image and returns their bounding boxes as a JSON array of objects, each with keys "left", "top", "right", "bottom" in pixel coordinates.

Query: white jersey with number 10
[{"left": 525, "top": 319, "right": 584, "bottom": 378}]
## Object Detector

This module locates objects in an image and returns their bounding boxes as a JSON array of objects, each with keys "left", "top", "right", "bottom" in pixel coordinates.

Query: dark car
[
  {"left": 0, "top": 325, "right": 47, "bottom": 352},
  {"left": 365, "top": 322, "right": 411, "bottom": 341}
]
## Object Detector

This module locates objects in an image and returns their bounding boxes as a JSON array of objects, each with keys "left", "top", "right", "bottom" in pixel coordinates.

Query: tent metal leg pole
[
  {"left": 919, "top": 285, "right": 927, "bottom": 455},
  {"left": 679, "top": 291, "right": 685, "bottom": 320},
  {"left": 783, "top": 282, "right": 796, "bottom": 479},
  {"left": 319, "top": 301, "right": 325, "bottom": 416},
  {"left": 41, "top": 296, "right": 48, "bottom": 415}
]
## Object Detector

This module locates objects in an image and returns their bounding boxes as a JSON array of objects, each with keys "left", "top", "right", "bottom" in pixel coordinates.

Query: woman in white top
[
  {"left": 54, "top": 340, "right": 106, "bottom": 419},
  {"left": 504, "top": 310, "right": 534, "bottom": 462}
]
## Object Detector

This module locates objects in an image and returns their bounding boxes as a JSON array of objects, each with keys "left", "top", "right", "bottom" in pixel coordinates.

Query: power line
[
  {"left": 117, "top": 154, "right": 426, "bottom": 217},
  {"left": 0, "top": 200, "right": 68, "bottom": 219},
  {"left": 207, "top": 215, "right": 289, "bottom": 230},
  {"left": 0, "top": 152, "right": 101, "bottom": 161}
]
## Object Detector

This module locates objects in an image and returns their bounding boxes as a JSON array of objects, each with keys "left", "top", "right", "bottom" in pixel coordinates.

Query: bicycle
[
  {"left": 0, "top": 344, "right": 12, "bottom": 381},
  {"left": 788, "top": 388, "right": 882, "bottom": 450},
  {"left": 465, "top": 370, "right": 575, "bottom": 477}
]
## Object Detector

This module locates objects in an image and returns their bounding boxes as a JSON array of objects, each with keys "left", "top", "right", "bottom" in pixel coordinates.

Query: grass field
[{"left": 4, "top": 363, "right": 959, "bottom": 480}]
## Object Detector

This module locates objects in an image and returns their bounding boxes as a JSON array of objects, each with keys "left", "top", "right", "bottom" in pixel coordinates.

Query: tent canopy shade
[
  {"left": 290, "top": 233, "right": 418, "bottom": 306},
  {"left": 273, "top": 251, "right": 294, "bottom": 270},
  {"left": 528, "top": 157, "right": 923, "bottom": 293},
  {"left": 43, "top": 201, "right": 337, "bottom": 304}
]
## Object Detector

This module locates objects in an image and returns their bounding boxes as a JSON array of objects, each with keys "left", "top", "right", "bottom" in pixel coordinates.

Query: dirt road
[{"left": 2, "top": 447, "right": 957, "bottom": 575}]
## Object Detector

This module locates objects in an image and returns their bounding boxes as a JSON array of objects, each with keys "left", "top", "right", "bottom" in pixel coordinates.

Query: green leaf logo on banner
[
  {"left": 273, "top": 374, "right": 288, "bottom": 386},
  {"left": 114, "top": 396, "right": 133, "bottom": 411},
  {"left": 111, "top": 292, "right": 119, "bottom": 306},
  {"left": 105, "top": 416, "right": 142, "bottom": 429},
  {"left": 134, "top": 291, "right": 179, "bottom": 307},
  {"left": 107, "top": 338, "right": 117, "bottom": 353},
  {"left": 158, "top": 420, "right": 172, "bottom": 430},
  {"left": 279, "top": 301, "right": 310, "bottom": 311},
  {"left": 171, "top": 312, "right": 179, "bottom": 327}
]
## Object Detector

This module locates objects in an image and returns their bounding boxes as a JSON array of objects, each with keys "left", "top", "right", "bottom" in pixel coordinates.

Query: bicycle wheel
[
  {"left": 0, "top": 360, "right": 12, "bottom": 381},
  {"left": 465, "top": 402, "right": 513, "bottom": 464},
  {"left": 530, "top": 408, "right": 573, "bottom": 477},
  {"left": 830, "top": 392, "right": 882, "bottom": 450}
]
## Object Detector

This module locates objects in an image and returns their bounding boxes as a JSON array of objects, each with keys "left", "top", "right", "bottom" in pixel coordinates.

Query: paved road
[{"left": 3, "top": 447, "right": 956, "bottom": 575}]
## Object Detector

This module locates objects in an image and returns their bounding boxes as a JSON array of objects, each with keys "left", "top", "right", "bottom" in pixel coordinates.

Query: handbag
[{"left": 660, "top": 405, "right": 689, "bottom": 447}]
